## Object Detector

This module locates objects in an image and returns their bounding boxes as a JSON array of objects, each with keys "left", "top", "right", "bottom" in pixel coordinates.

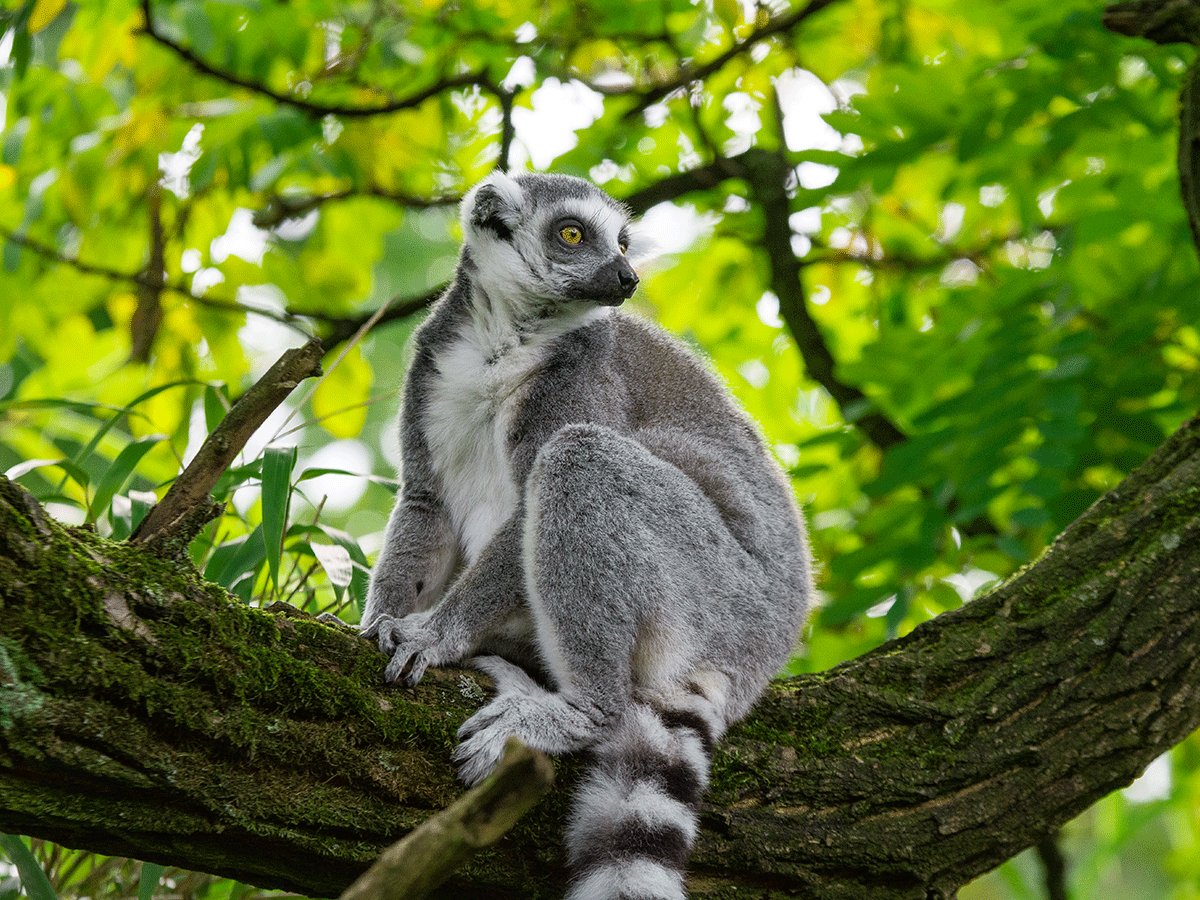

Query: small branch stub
[
  {"left": 339, "top": 738, "right": 554, "bottom": 900},
  {"left": 130, "top": 338, "right": 324, "bottom": 550}
]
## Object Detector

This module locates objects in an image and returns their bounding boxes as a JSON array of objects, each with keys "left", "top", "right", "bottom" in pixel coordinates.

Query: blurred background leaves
[{"left": 1, "top": 0, "right": 1198, "bottom": 897}]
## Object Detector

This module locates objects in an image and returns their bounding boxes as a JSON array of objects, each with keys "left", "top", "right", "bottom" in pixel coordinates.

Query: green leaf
[
  {"left": 72, "top": 381, "right": 195, "bottom": 473},
  {"left": 296, "top": 466, "right": 398, "bottom": 489},
  {"left": 3, "top": 457, "right": 88, "bottom": 491},
  {"left": 205, "top": 526, "right": 266, "bottom": 593},
  {"left": 10, "top": 4, "right": 32, "bottom": 80},
  {"left": 212, "top": 460, "right": 263, "bottom": 501},
  {"left": 261, "top": 445, "right": 298, "bottom": 592},
  {"left": 138, "top": 862, "right": 166, "bottom": 900},
  {"left": 204, "top": 384, "right": 230, "bottom": 434},
  {"left": 88, "top": 434, "right": 165, "bottom": 523},
  {"left": 0, "top": 834, "right": 58, "bottom": 900},
  {"left": 310, "top": 541, "right": 353, "bottom": 601},
  {"left": 317, "top": 523, "right": 372, "bottom": 608}
]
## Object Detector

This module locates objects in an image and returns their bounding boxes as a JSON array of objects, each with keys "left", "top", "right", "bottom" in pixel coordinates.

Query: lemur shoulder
[{"left": 362, "top": 170, "right": 812, "bottom": 900}]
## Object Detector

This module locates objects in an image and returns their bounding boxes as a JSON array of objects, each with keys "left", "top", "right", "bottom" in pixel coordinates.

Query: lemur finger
[
  {"left": 401, "top": 652, "right": 430, "bottom": 687},
  {"left": 452, "top": 730, "right": 507, "bottom": 786},
  {"left": 384, "top": 648, "right": 419, "bottom": 684},
  {"left": 456, "top": 700, "right": 513, "bottom": 740}
]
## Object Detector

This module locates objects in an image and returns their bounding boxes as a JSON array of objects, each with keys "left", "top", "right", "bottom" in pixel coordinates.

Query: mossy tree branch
[{"left": 1, "top": 409, "right": 1199, "bottom": 899}]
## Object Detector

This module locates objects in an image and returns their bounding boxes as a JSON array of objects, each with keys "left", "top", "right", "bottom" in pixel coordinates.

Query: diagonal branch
[
  {"left": 339, "top": 739, "right": 553, "bottom": 900},
  {"left": 614, "top": 0, "right": 844, "bottom": 116},
  {"left": 129, "top": 338, "right": 324, "bottom": 551},
  {"left": 136, "top": 0, "right": 505, "bottom": 119},
  {"left": 738, "top": 148, "right": 907, "bottom": 449}
]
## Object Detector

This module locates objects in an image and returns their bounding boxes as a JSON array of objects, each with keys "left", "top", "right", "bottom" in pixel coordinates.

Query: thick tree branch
[
  {"left": 2, "top": 408, "right": 1198, "bottom": 898},
  {"left": 1104, "top": 1, "right": 1200, "bottom": 257}
]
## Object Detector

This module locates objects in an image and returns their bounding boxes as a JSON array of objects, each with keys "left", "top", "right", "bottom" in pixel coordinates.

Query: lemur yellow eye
[
  {"left": 619, "top": 241, "right": 628, "bottom": 255},
  {"left": 560, "top": 225, "right": 583, "bottom": 244}
]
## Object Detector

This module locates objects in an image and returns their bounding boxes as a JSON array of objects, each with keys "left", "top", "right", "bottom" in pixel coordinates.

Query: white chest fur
[
  {"left": 423, "top": 305, "right": 609, "bottom": 561},
  {"left": 424, "top": 335, "right": 523, "bottom": 562}
]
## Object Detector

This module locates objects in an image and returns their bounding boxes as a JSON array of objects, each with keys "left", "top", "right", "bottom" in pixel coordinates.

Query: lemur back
[{"left": 363, "top": 171, "right": 812, "bottom": 899}]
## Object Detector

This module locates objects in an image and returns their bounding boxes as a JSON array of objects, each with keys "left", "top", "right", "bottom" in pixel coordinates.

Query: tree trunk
[{"left": 1, "top": 410, "right": 1198, "bottom": 899}]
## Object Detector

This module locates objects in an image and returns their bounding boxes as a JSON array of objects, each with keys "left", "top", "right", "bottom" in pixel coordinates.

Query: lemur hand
[{"left": 362, "top": 610, "right": 460, "bottom": 686}]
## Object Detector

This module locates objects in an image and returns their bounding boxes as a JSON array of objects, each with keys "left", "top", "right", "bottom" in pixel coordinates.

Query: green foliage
[
  {"left": 0, "top": 836, "right": 57, "bottom": 900},
  {"left": 2, "top": 0, "right": 1198, "bottom": 897}
]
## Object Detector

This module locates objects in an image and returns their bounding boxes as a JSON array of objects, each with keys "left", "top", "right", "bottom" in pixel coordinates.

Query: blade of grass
[
  {"left": 71, "top": 381, "right": 195, "bottom": 472},
  {"left": 87, "top": 434, "right": 165, "bottom": 524},
  {"left": 310, "top": 541, "right": 354, "bottom": 601},
  {"left": 138, "top": 862, "right": 165, "bottom": 900},
  {"left": 4, "top": 458, "right": 90, "bottom": 494},
  {"left": 317, "top": 524, "right": 372, "bottom": 607},
  {"left": 205, "top": 526, "right": 267, "bottom": 593},
  {"left": 260, "top": 445, "right": 297, "bottom": 592},
  {"left": 204, "top": 383, "right": 230, "bottom": 433},
  {"left": 0, "top": 835, "right": 58, "bottom": 900},
  {"left": 296, "top": 466, "right": 399, "bottom": 489}
]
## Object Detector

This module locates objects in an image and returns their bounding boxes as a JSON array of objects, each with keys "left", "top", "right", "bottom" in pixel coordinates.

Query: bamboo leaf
[
  {"left": 0, "top": 835, "right": 58, "bottom": 900},
  {"left": 317, "top": 524, "right": 373, "bottom": 608},
  {"left": 261, "top": 445, "right": 298, "bottom": 592},
  {"left": 138, "top": 862, "right": 165, "bottom": 900},
  {"left": 204, "top": 526, "right": 267, "bottom": 593},
  {"left": 87, "top": 435, "right": 165, "bottom": 523}
]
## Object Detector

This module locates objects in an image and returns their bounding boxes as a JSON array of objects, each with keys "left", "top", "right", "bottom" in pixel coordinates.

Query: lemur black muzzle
[{"left": 595, "top": 255, "right": 640, "bottom": 306}]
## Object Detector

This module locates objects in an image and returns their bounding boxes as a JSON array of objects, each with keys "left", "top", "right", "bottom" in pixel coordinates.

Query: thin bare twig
[
  {"left": 0, "top": 223, "right": 308, "bottom": 334},
  {"left": 251, "top": 187, "right": 460, "bottom": 230},
  {"left": 0, "top": 221, "right": 438, "bottom": 345},
  {"left": 616, "top": 0, "right": 844, "bottom": 116},
  {"left": 137, "top": 0, "right": 504, "bottom": 119}
]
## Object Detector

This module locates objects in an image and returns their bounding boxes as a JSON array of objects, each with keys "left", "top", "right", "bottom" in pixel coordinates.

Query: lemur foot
[{"left": 453, "top": 657, "right": 607, "bottom": 785}]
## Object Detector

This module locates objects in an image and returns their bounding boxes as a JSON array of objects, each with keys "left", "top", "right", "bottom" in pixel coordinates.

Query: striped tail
[{"left": 564, "top": 699, "right": 719, "bottom": 900}]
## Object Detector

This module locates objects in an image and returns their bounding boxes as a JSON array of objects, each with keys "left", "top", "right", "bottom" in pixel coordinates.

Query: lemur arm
[{"left": 361, "top": 351, "right": 458, "bottom": 630}]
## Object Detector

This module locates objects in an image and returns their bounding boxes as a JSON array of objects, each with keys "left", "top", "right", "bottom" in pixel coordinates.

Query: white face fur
[{"left": 460, "top": 171, "right": 646, "bottom": 319}]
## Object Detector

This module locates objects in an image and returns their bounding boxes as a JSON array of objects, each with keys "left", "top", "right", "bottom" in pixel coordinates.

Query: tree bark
[{"left": 1, "top": 410, "right": 1198, "bottom": 899}]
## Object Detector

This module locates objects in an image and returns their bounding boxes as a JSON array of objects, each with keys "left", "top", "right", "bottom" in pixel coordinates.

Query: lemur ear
[
  {"left": 462, "top": 171, "right": 524, "bottom": 242},
  {"left": 621, "top": 219, "right": 659, "bottom": 268}
]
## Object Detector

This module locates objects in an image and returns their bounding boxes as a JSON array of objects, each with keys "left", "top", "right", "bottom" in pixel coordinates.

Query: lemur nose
[{"left": 617, "top": 260, "right": 639, "bottom": 293}]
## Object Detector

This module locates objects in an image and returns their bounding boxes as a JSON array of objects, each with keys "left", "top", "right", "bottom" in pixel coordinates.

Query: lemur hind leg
[{"left": 453, "top": 422, "right": 759, "bottom": 784}]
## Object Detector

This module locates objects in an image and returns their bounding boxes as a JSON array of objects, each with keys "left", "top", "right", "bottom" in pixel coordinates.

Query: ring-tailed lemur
[{"left": 362, "top": 171, "right": 812, "bottom": 900}]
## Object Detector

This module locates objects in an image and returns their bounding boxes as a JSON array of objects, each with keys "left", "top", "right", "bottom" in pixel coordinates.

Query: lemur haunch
[{"left": 362, "top": 171, "right": 812, "bottom": 900}]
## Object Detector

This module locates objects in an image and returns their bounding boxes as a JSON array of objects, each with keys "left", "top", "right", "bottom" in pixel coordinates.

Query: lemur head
[{"left": 460, "top": 171, "right": 642, "bottom": 313}]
